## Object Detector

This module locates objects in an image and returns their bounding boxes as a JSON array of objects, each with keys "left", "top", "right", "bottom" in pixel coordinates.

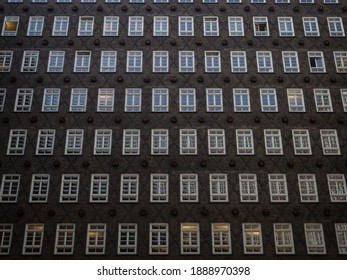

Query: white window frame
[
  {"left": 22, "top": 224, "right": 44, "bottom": 255},
  {"left": 180, "top": 174, "right": 199, "bottom": 202},
  {"left": 303, "top": 17, "right": 320, "bottom": 37},
  {"left": 149, "top": 223, "right": 169, "bottom": 255},
  {"left": 60, "top": 174, "right": 79, "bottom": 203},
  {"left": 239, "top": 174, "right": 258, "bottom": 202},
  {"left": 308, "top": 51, "right": 326, "bottom": 73},
  {"left": 21, "top": 50, "right": 39, "bottom": 72},
  {"left": 179, "top": 88, "right": 196, "bottom": 112},
  {"left": 268, "top": 174, "right": 288, "bottom": 202},
  {"left": 233, "top": 89, "right": 250, "bottom": 112},
  {"left": 0, "top": 224, "right": 13, "bottom": 255},
  {"left": 47, "top": 51, "right": 65, "bottom": 72},
  {"left": 97, "top": 88, "right": 115, "bottom": 112},
  {"left": 335, "top": 224, "right": 347, "bottom": 255},
  {"left": 52, "top": 16, "right": 69, "bottom": 36},
  {"left": 260, "top": 88, "right": 278, "bottom": 112},
  {"left": 292, "top": 129, "right": 312, "bottom": 155},
  {"left": 333, "top": 51, "right": 347, "bottom": 73},
  {"left": 70, "top": 88, "right": 87, "bottom": 112},
  {"left": 94, "top": 129, "right": 112, "bottom": 155},
  {"left": 103, "top": 16, "right": 119, "bottom": 36},
  {"left": 27, "top": 16, "right": 44, "bottom": 36},
  {"left": 90, "top": 174, "right": 109, "bottom": 203},
  {"left": 122, "top": 129, "right": 140, "bottom": 155},
  {"left": 150, "top": 174, "right": 169, "bottom": 203},
  {"left": 320, "top": 129, "right": 340, "bottom": 155},
  {"left": 86, "top": 224, "right": 106, "bottom": 255},
  {"left": 203, "top": 17, "right": 219, "bottom": 36},
  {"left": 253, "top": 17, "right": 269, "bottom": 36},
  {"left": 314, "top": 89, "right": 333, "bottom": 112},
  {"left": 100, "top": 51, "right": 117, "bottom": 72},
  {"left": 287, "top": 88, "right": 305, "bottom": 112},
  {"left": 153, "top": 16, "right": 169, "bottom": 36},
  {"left": 206, "top": 88, "right": 223, "bottom": 112},
  {"left": 128, "top": 16, "right": 144, "bottom": 36},
  {"left": 152, "top": 88, "right": 169, "bottom": 112},
  {"left": 327, "top": 17, "right": 345, "bottom": 37},
  {"left": 0, "top": 89, "right": 6, "bottom": 112},
  {"left": 211, "top": 224, "right": 231, "bottom": 255},
  {"left": 181, "top": 223, "right": 200, "bottom": 255},
  {"left": 210, "top": 174, "right": 228, "bottom": 202},
  {"left": 126, "top": 51, "right": 143, "bottom": 72},
  {"left": 273, "top": 223, "right": 295, "bottom": 254},
  {"left": 264, "top": 129, "right": 283, "bottom": 155},
  {"left": 7, "top": 129, "right": 27, "bottom": 155},
  {"left": 151, "top": 129, "right": 169, "bottom": 155},
  {"left": 153, "top": 51, "right": 169, "bottom": 73},
  {"left": 180, "top": 129, "right": 197, "bottom": 155},
  {"left": 0, "top": 51, "right": 13, "bottom": 72},
  {"left": 242, "top": 223, "right": 263, "bottom": 254},
  {"left": 29, "top": 174, "right": 50, "bottom": 203},
  {"left": 178, "top": 17, "right": 194, "bottom": 36},
  {"left": 278, "top": 17, "right": 294, "bottom": 36},
  {"left": 298, "top": 174, "right": 319, "bottom": 203},
  {"left": 230, "top": 51, "right": 247, "bottom": 72},
  {"left": 282, "top": 51, "right": 300, "bottom": 73},
  {"left": 2, "top": 16, "right": 19, "bottom": 36},
  {"left": 304, "top": 223, "right": 326, "bottom": 255},
  {"left": 0, "top": 174, "right": 20, "bottom": 203},
  {"left": 54, "top": 224, "right": 75, "bottom": 255},
  {"left": 179, "top": 51, "right": 195, "bottom": 72},
  {"left": 42, "top": 88, "right": 60, "bottom": 112},
  {"left": 256, "top": 51, "right": 273, "bottom": 73},
  {"left": 236, "top": 129, "right": 254, "bottom": 155},
  {"left": 228, "top": 17, "right": 244, "bottom": 36},
  {"left": 78, "top": 16, "right": 94, "bottom": 36},
  {"left": 120, "top": 174, "right": 139, "bottom": 203},
  {"left": 118, "top": 224, "right": 137, "bottom": 255},
  {"left": 341, "top": 89, "right": 347, "bottom": 112},
  {"left": 205, "top": 51, "right": 221, "bottom": 72},
  {"left": 125, "top": 88, "right": 142, "bottom": 112},
  {"left": 36, "top": 129, "right": 55, "bottom": 155},
  {"left": 328, "top": 174, "right": 347, "bottom": 202},
  {"left": 208, "top": 129, "right": 226, "bottom": 155},
  {"left": 74, "top": 51, "right": 91, "bottom": 72},
  {"left": 14, "top": 88, "right": 33, "bottom": 112},
  {"left": 65, "top": 129, "right": 84, "bottom": 155}
]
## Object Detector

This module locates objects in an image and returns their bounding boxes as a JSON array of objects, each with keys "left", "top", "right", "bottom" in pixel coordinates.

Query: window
[
  {"left": 303, "top": 17, "right": 319, "bottom": 36},
  {"left": 29, "top": 174, "right": 50, "bottom": 203},
  {"left": 153, "top": 51, "right": 169, "bottom": 72},
  {"left": 208, "top": 129, "right": 226, "bottom": 155},
  {"left": 324, "top": 0, "right": 338, "bottom": 3},
  {"left": 260, "top": 88, "right": 277, "bottom": 112},
  {"left": 292, "top": 129, "right": 312, "bottom": 155},
  {"left": 103, "top": 16, "right": 119, "bottom": 36},
  {"left": 123, "top": 129, "right": 140, "bottom": 155},
  {"left": 268, "top": 174, "right": 288, "bottom": 202},
  {"left": 314, "top": 89, "right": 333, "bottom": 112},
  {"left": 230, "top": 51, "right": 247, "bottom": 72},
  {"left": 32, "top": 0, "right": 47, "bottom": 2},
  {"left": 278, "top": 17, "right": 294, "bottom": 36},
  {"left": 252, "top": 0, "right": 266, "bottom": 2},
  {"left": 94, "top": 129, "right": 112, "bottom": 155},
  {"left": 100, "top": 51, "right": 117, "bottom": 72},
  {"left": 150, "top": 174, "right": 169, "bottom": 202},
  {"left": 36, "top": 129, "right": 55, "bottom": 155},
  {"left": 150, "top": 224, "right": 168, "bottom": 255},
  {"left": 320, "top": 129, "right": 340, "bottom": 155},
  {"left": 0, "top": 51, "right": 13, "bottom": 72},
  {"left": 97, "top": 88, "right": 114, "bottom": 112},
  {"left": 253, "top": 17, "right": 269, "bottom": 36},
  {"left": 86, "top": 224, "right": 106, "bottom": 255},
  {"left": 256, "top": 51, "right": 273, "bottom": 72},
  {"left": 27, "top": 16, "right": 44, "bottom": 36},
  {"left": 341, "top": 89, "right": 347, "bottom": 112},
  {"left": 0, "top": 224, "right": 13, "bottom": 255},
  {"left": 78, "top": 16, "right": 94, "bottom": 36},
  {"left": 206, "top": 88, "right": 223, "bottom": 112},
  {"left": 118, "top": 224, "right": 137, "bottom": 254},
  {"left": 2, "top": 16, "right": 19, "bottom": 36},
  {"left": 179, "top": 88, "right": 196, "bottom": 112},
  {"left": 180, "top": 174, "right": 199, "bottom": 202},
  {"left": 179, "top": 17, "right": 194, "bottom": 36},
  {"left": 205, "top": 51, "right": 221, "bottom": 72},
  {"left": 152, "top": 88, "right": 169, "bottom": 112},
  {"left": 179, "top": 51, "right": 195, "bottom": 72},
  {"left": 239, "top": 174, "right": 258, "bottom": 202},
  {"left": 282, "top": 51, "right": 300, "bottom": 73},
  {"left": 227, "top": 0, "right": 242, "bottom": 2},
  {"left": 7, "top": 129, "right": 27, "bottom": 155},
  {"left": 21, "top": 51, "right": 39, "bottom": 72},
  {"left": 287, "top": 89, "right": 305, "bottom": 112},
  {"left": 54, "top": 224, "right": 75, "bottom": 255},
  {"left": 74, "top": 51, "right": 91, "bottom": 72},
  {"left": 60, "top": 174, "right": 79, "bottom": 203},
  {"left": 300, "top": 0, "right": 314, "bottom": 3},
  {"left": 0, "top": 89, "right": 6, "bottom": 112},
  {"left": 128, "top": 16, "right": 144, "bottom": 36},
  {"left": 0, "top": 174, "right": 20, "bottom": 203},
  {"left": 90, "top": 174, "right": 109, "bottom": 203},
  {"left": 204, "top": 17, "right": 219, "bottom": 36},
  {"left": 42, "top": 88, "right": 60, "bottom": 112},
  {"left": 274, "top": 224, "right": 295, "bottom": 254},
  {"left": 264, "top": 129, "right": 283, "bottom": 155},
  {"left": 210, "top": 174, "right": 228, "bottom": 202},
  {"left": 335, "top": 224, "right": 347, "bottom": 255},
  {"left": 126, "top": 51, "right": 143, "bottom": 72},
  {"left": 22, "top": 224, "right": 44, "bottom": 255},
  {"left": 151, "top": 129, "right": 169, "bottom": 155},
  {"left": 65, "top": 129, "right": 84, "bottom": 155},
  {"left": 125, "top": 88, "right": 142, "bottom": 112},
  {"left": 333, "top": 51, "right": 347, "bottom": 73},
  {"left": 228, "top": 17, "right": 244, "bottom": 36},
  {"left": 298, "top": 174, "right": 318, "bottom": 202},
  {"left": 308, "top": 51, "right": 326, "bottom": 73},
  {"left": 236, "top": 129, "right": 254, "bottom": 155},
  {"left": 120, "top": 174, "right": 139, "bottom": 202},
  {"left": 47, "top": 51, "right": 65, "bottom": 72},
  {"left": 233, "top": 89, "right": 250, "bottom": 112},
  {"left": 304, "top": 224, "right": 326, "bottom": 254},
  {"left": 52, "top": 16, "right": 69, "bottom": 36},
  {"left": 327, "top": 17, "right": 345, "bottom": 37},
  {"left": 328, "top": 174, "right": 347, "bottom": 202},
  {"left": 211, "top": 224, "right": 231, "bottom": 255},
  {"left": 242, "top": 223, "right": 263, "bottom": 254},
  {"left": 14, "top": 88, "right": 33, "bottom": 112},
  {"left": 70, "top": 88, "right": 87, "bottom": 112},
  {"left": 153, "top": 16, "right": 169, "bottom": 36},
  {"left": 181, "top": 223, "right": 200, "bottom": 254},
  {"left": 180, "top": 129, "right": 197, "bottom": 155}
]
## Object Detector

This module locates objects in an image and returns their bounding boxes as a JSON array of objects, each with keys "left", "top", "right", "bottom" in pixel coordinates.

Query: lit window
[
  {"left": 260, "top": 88, "right": 277, "bottom": 112},
  {"left": 103, "top": 16, "right": 119, "bottom": 36},
  {"left": 205, "top": 51, "right": 221, "bottom": 72},
  {"left": 333, "top": 51, "right": 347, "bottom": 73},
  {"left": 151, "top": 129, "right": 169, "bottom": 155},
  {"left": 0, "top": 224, "right": 13, "bottom": 255},
  {"left": 292, "top": 129, "right": 312, "bottom": 155},
  {"left": 242, "top": 223, "right": 263, "bottom": 254},
  {"left": 27, "top": 16, "right": 44, "bottom": 36},
  {"left": 14, "top": 88, "right": 33, "bottom": 112},
  {"left": 97, "top": 88, "right": 114, "bottom": 112},
  {"left": 282, "top": 51, "right": 300, "bottom": 73},
  {"left": 0, "top": 51, "right": 13, "bottom": 72},
  {"left": 47, "top": 51, "right": 65, "bottom": 72},
  {"left": 100, "top": 51, "right": 117, "bottom": 72},
  {"left": 120, "top": 174, "right": 139, "bottom": 202},
  {"left": 327, "top": 17, "right": 345, "bottom": 37},
  {"left": 253, "top": 17, "right": 269, "bottom": 36},
  {"left": 125, "top": 88, "right": 142, "bottom": 112},
  {"left": 298, "top": 174, "right": 319, "bottom": 202},
  {"left": 0, "top": 174, "right": 20, "bottom": 203},
  {"left": 36, "top": 129, "right": 55, "bottom": 155},
  {"left": 21, "top": 50, "right": 39, "bottom": 72},
  {"left": 236, "top": 129, "right": 254, "bottom": 155},
  {"left": 29, "top": 174, "right": 50, "bottom": 203},
  {"left": 303, "top": 17, "right": 320, "bottom": 36},
  {"left": 308, "top": 51, "right": 326, "bottom": 73},
  {"left": 70, "top": 88, "right": 87, "bottom": 112},
  {"left": 180, "top": 174, "right": 199, "bottom": 202},
  {"left": 230, "top": 51, "right": 247, "bottom": 72},
  {"left": 304, "top": 223, "right": 326, "bottom": 255},
  {"left": 287, "top": 88, "right": 305, "bottom": 112},
  {"left": 54, "top": 224, "right": 75, "bottom": 255},
  {"left": 278, "top": 17, "right": 294, "bottom": 36},
  {"left": 264, "top": 129, "right": 283, "bottom": 155},
  {"left": 208, "top": 129, "right": 225, "bottom": 155},
  {"left": 126, "top": 51, "right": 143, "bottom": 72},
  {"left": 210, "top": 174, "right": 228, "bottom": 202},
  {"left": 320, "top": 129, "right": 340, "bottom": 155},
  {"left": 181, "top": 223, "right": 200, "bottom": 254},
  {"left": 179, "top": 88, "right": 196, "bottom": 112},
  {"left": 122, "top": 129, "right": 140, "bottom": 155},
  {"left": 118, "top": 224, "right": 137, "bottom": 255},
  {"left": 256, "top": 51, "right": 273, "bottom": 72},
  {"left": 153, "top": 16, "right": 169, "bottom": 36},
  {"left": 42, "top": 88, "right": 60, "bottom": 112},
  {"left": 2, "top": 16, "right": 19, "bottom": 36},
  {"left": 314, "top": 89, "right": 333, "bottom": 112},
  {"left": 60, "top": 174, "right": 79, "bottom": 203},
  {"left": 341, "top": 89, "right": 347, "bottom": 112},
  {"left": 153, "top": 51, "right": 169, "bottom": 72},
  {"left": 335, "top": 224, "right": 347, "bottom": 255},
  {"left": 268, "top": 174, "right": 288, "bottom": 202},
  {"left": 65, "top": 129, "right": 84, "bottom": 155},
  {"left": 179, "top": 51, "right": 195, "bottom": 72},
  {"left": 22, "top": 224, "right": 44, "bottom": 255},
  {"left": 52, "top": 16, "right": 69, "bottom": 36},
  {"left": 74, "top": 51, "right": 91, "bottom": 72},
  {"left": 328, "top": 174, "right": 347, "bottom": 202},
  {"left": 7, "top": 129, "right": 27, "bottom": 155},
  {"left": 211, "top": 224, "right": 231, "bottom": 255},
  {"left": 86, "top": 224, "right": 106, "bottom": 255},
  {"left": 150, "top": 174, "right": 169, "bottom": 203},
  {"left": 0, "top": 89, "right": 6, "bottom": 112},
  {"left": 228, "top": 17, "right": 244, "bottom": 36},
  {"left": 233, "top": 89, "right": 250, "bottom": 112},
  {"left": 90, "top": 174, "right": 109, "bottom": 203},
  {"left": 203, "top": 17, "right": 219, "bottom": 36},
  {"left": 273, "top": 224, "right": 295, "bottom": 254},
  {"left": 150, "top": 223, "right": 169, "bottom": 255},
  {"left": 179, "top": 17, "right": 194, "bottom": 36},
  {"left": 239, "top": 174, "right": 258, "bottom": 202},
  {"left": 206, "top": 88, "right": 223, "bottom": 112},
  {"left": 180, "top": 129, "right": 197, "bottom": 155},
  {"left": 152, "top": 88, "right": 169, "bottom": 112},
  {"left": 94, "top": 129, "right": 112, "bottom": 155},
  {"left": 128, "top": 16, "right": 144, "bottom": 36}
]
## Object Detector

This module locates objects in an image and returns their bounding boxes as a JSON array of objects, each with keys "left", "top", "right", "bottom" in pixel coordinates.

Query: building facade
[{"left": 0, "top": 0, "right": 346, "bottom": 259}]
